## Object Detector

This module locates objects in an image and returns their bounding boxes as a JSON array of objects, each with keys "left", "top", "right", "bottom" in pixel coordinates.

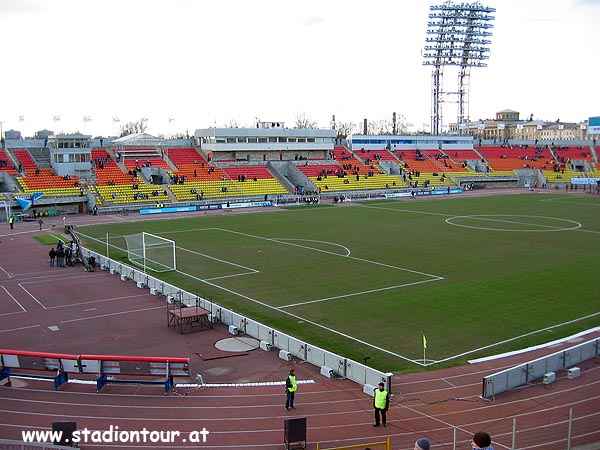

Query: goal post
[{"left": 124, "top": 232, "right": 176, "bottom": 273}]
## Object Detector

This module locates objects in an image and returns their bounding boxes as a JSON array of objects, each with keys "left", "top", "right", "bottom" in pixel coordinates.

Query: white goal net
[{"left": 124, "top": 232, "right": 176, "bottom": 273}]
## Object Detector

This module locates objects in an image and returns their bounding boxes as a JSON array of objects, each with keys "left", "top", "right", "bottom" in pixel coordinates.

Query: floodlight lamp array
[{"left": 423, "top": 1, "right": 495, "bottom": 67}]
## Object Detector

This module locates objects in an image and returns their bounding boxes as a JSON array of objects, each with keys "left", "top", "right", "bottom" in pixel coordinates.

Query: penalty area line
[{"left": 279, "top": 277, "right": 443, "bottom": 309}]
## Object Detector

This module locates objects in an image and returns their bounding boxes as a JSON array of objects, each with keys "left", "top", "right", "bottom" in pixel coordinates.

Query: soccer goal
[{"left": 124, "top": 232, "right": 176, "bottom": 273}]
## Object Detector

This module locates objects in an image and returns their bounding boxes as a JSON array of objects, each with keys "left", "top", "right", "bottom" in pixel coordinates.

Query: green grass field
[{"left": 75, "top": 193, "right": 600, "bottom": 373}]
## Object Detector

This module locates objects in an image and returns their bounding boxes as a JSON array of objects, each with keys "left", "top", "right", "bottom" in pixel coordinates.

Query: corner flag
[{"left": 422, "top": 334, "right": 427, "bottom": 349}]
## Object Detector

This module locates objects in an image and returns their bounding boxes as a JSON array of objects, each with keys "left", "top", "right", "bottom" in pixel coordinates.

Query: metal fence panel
[
  {"left": 482, "top": 338, "right": 600, "bottom": 398},
  {"left": 306, "top": 345, "right": 328, "bottom": 368}
]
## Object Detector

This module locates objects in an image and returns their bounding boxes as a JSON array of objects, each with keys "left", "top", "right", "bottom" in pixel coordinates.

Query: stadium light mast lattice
[{"left": 423, "top": 1, "right": 495, "bottom": 135}]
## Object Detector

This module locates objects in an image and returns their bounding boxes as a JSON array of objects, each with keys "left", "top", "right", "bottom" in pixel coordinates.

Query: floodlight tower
[{"left": 423, "top": 1, "right": 495, "bottom": 135}]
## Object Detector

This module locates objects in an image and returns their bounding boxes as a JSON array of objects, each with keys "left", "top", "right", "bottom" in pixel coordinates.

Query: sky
[{"left": 1, "top": 0, "right": 599, "bottom": 138}]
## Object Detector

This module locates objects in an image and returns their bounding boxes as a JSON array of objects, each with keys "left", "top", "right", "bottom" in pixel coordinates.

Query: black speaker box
[
  {"left": 284, "top": 417, "right": 306, "bottom": 443},
  {"left": 52, "top": 421, "right": 77, "bottom": 447}
]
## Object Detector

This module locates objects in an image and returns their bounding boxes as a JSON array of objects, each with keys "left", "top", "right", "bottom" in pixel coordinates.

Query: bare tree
[
  {"left": 294, "top": 112, "right": 317, "bottom": 129},
  {"left": 119, "top": 120, "right": 148, "bottom": 137},
  {"left": 365, "top": 114, "right": 408, "bottom": 135},
  {"left": 367, "top": 119, "right": 392, "bottom": 135},
  {"left": 224, "top": 119, "right": 241, "bottom": 128},
  {"left": 394, "top": 113, "right": 408, "bottom": 134},
  {"left": 335, "top": 121, "right": 354, "bottom": 139}
]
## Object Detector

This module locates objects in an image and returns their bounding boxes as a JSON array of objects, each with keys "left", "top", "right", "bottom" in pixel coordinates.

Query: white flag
[
  {"left": 169, "top": 117, "right": 174, "bottom": 123},
  {"left": 113, "top": 117, "right": 120, "bottom": 123},
  {"left": 558, "top": 124, "right": 564, "bottom": 130},
  {"left": 54, "top": 116, "right": 61, "bottom": 121},
  {"left": 537, "top": 124, "right": 543, "bottom": 130},
  {"left": 516, "top": 124, "right": 523, "bottom": 130},
  {"left": 19, "top": 115, "right": 25, "bottom": 122},
  {"left": 84, "top": 116, "right": 92, "bottom": 122}
]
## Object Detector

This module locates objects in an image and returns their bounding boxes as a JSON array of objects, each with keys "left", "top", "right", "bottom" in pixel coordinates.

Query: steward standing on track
[
  {"left": 285, "top": 369, "right": 297, "bottom": 411},
  {"left": 373, "top": 382, "right": 389, "bottom": 427}
]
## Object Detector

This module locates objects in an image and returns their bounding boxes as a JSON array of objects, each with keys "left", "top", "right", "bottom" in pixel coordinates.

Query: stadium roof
[{"left": 111, "top": 132, "right": 163, "bottom": 146}]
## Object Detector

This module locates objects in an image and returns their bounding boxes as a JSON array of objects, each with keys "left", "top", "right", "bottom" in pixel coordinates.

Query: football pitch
[{"left": 75, "top": 193, "right": 600, "bottom": 373}]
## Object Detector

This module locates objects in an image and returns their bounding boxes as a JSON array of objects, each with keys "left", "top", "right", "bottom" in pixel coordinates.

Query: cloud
[
  {"left": 0, "top": 0, "right": 45, "bottom": 16},
  {"left": 574, "top": 0, "right": 600, "bottom": 6},
  {"left": 302, "top": 15, "right": 326, "bottom": 27}
]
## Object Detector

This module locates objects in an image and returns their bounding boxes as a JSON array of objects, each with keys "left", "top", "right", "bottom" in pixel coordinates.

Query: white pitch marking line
[
  {"left": 280, "top": 278, "right": 442, "bottom": 309},
  {"left": 59, "top": 306, "right": 164, "bottom": 323},
  {"left": 1, "top": 285, "right": 26, "bottom": 312},
  {"left": 274, "top": 238, "right": 351, "bottom": 257},
  {"left": 218, "top": 227, "right": 444, "bottom": 279},
  {"left": 18, "top": 284, "right": 46, "bottom": 309},
  {"left": 0, "top": 265, "right": 13, "bottom": 278},
  {"left": 45, "top": 293, "right": 151, "bottom": 310},
  {"left": 0, "top": 324, "right": 41, "bottom": 334},
  {"left": 177, "top": 246, "right": 259, "bottom": 273}
]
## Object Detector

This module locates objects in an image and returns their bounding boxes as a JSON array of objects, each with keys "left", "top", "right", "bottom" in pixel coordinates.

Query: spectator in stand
[
  {"left": 415, "top": 438, "right": 430, "bottom": 450},
  {"left": 472, "top": 432, "right": 493, "bottom": 450}
]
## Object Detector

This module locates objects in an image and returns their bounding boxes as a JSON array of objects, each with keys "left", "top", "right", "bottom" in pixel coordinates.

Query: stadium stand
[
  {"left": 446, "top": 148, "right": 484, "bottom": 163},
  {"left": 552, "top": 145, "right": 595, "bottom": 162},
  {"left": 0, "top": 150, "right": 18, "bottom": 174},
  {"left": 91, "top": 148, "right": 168, "bottom": 204},
  {"left": 3, "top": 135, "right": 596, "bottom": 216},
  {"left": 394, "top": 149, "right": 462, "bottom": 189},
  {"left": 220, "top": 165, "right": 287, "bottom": 196},
  {"left": 353, "top": 147, "right": 398, "bottom": 162},
  {"left": 17, "top": 168, "right": 84, "bottom": 197},
  {"left": 476, "top": 145, "right": 553, "bottom": 171},
  {"left": 166, "top": 149, "right": 246, "bottom": 200},
  {"left": 12, "top": 149, "right": 37, "bottom": 173},
  {"left": 330, "top": 146, "right": 408, "bottom": 190}
]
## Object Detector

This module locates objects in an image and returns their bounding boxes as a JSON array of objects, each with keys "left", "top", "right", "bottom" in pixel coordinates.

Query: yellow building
[{"left": 450, "top": 110, "right": 591, "bottom": 141}]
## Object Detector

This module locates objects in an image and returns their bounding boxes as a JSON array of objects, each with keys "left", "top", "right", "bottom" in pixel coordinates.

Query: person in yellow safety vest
[
  {"left": 373, "top": 382, "right": 389, "bottom": 427},
  {"left": 285, "top": 369, "right": 297, "bottom": 411},
  {"left": 8, "top": 216, "right": 14, "bottom": 229}
]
